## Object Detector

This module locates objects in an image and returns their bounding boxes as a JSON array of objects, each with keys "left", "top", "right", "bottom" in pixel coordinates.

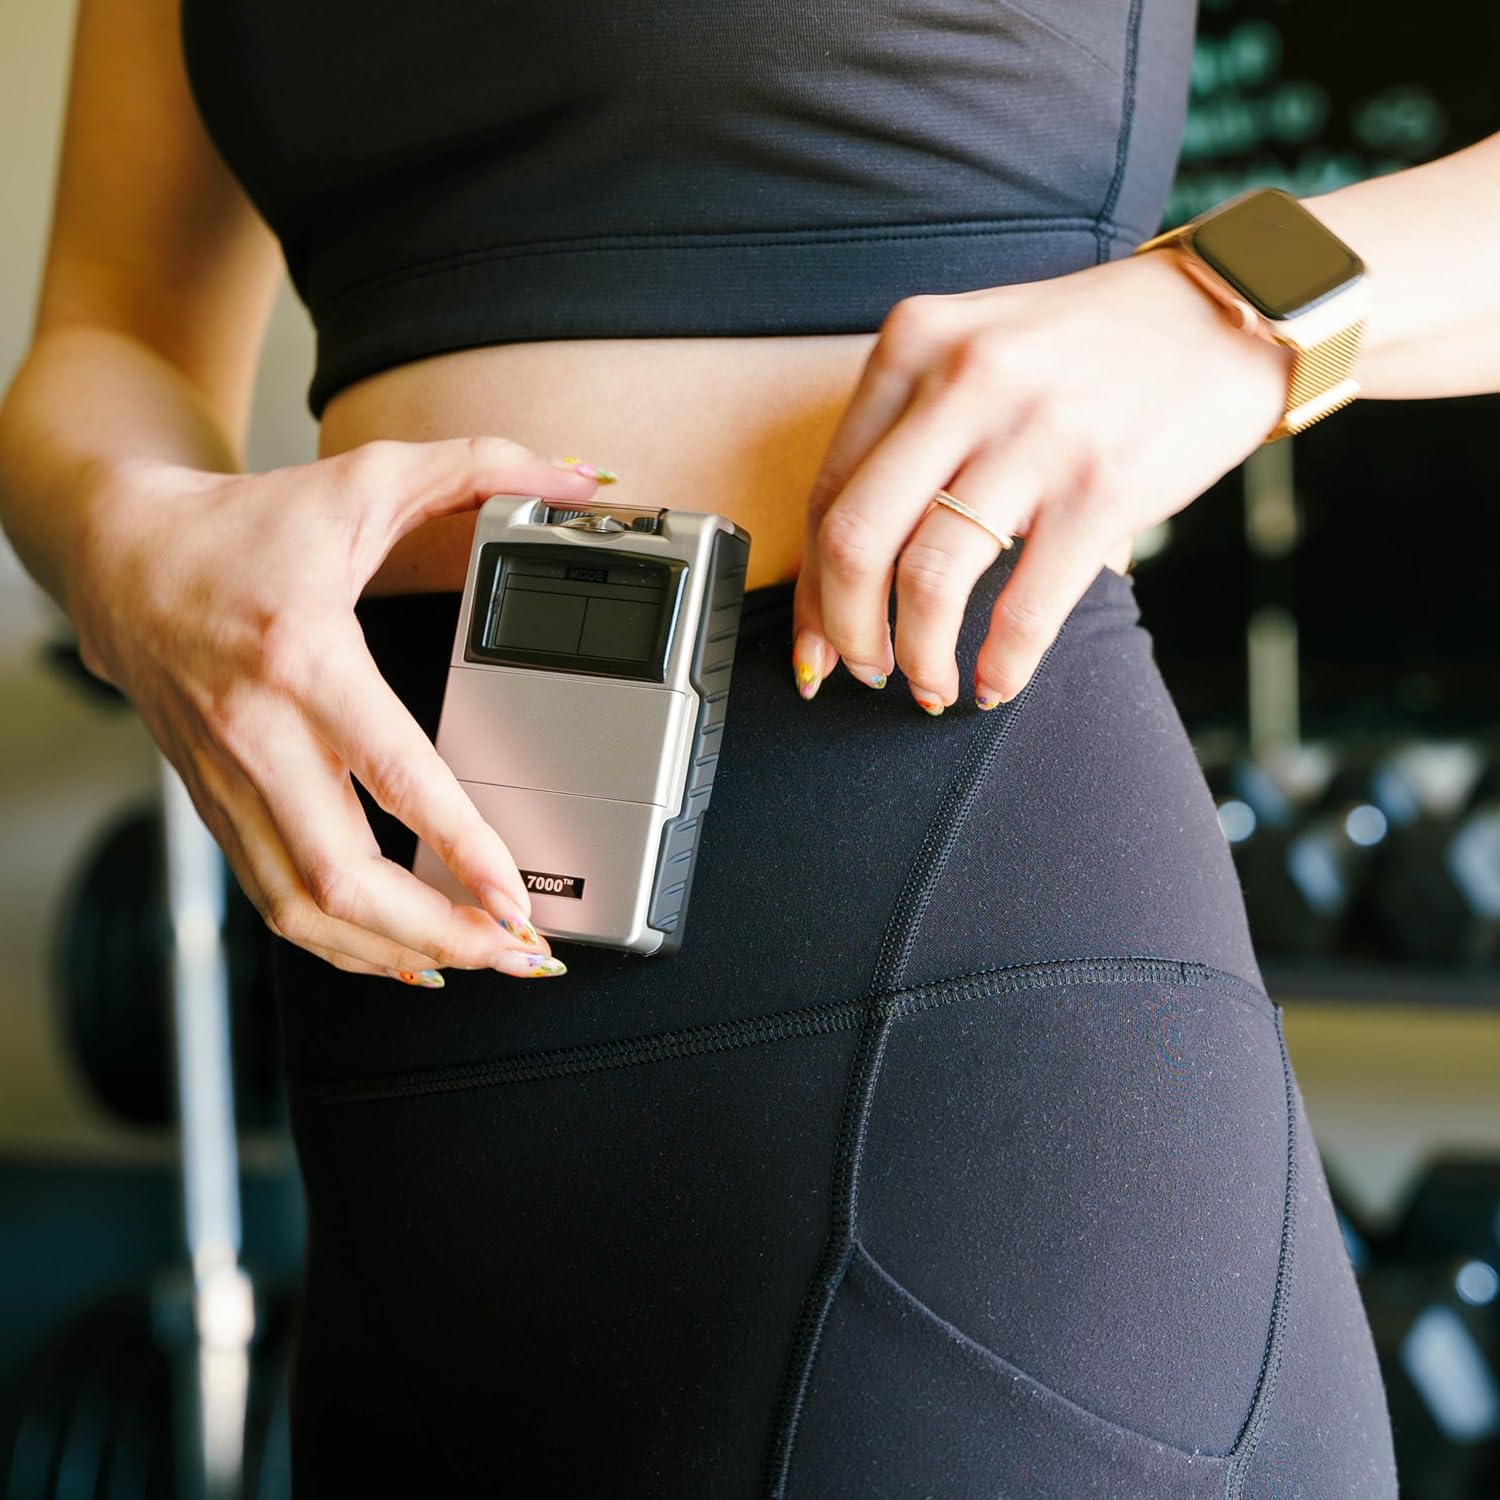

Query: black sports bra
[{"left": 180, "top": 0, "right": 1193, "bottom": 418}]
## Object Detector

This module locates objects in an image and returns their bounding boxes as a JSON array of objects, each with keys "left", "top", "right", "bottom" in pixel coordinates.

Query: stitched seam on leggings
[
  {"left": 872, "top": 634, "right": 1071, "bottom": 994},
  {"left": 290, "top": 954, "right": 1273, "bottom": 1104},
  {"left": 764, "top": 621, "right": 1071, "bottom": 1500},
  {"left": 760, "top": 1011, "right": 892, "bottom": 1500},
  {"left": 870, "top": 627, "right": 1044, "bottom": 990},
  {"left": 1223, "top": 1004, "right": 1301, "bottom": 1499},
  {"left": 849, "top": 1239, "right": 1232, "bottom": 1467}
]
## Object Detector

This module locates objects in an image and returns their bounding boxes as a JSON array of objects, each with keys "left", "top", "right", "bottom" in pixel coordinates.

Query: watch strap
[
  {"left": 1130, "top": 223, "right": 1192, "bottom": 256},
  {"left": 1266, "top": 317, "right": 1367, "bottom": 442},
  {"left": 1130, "top": 221, "right": 1366, "bottom": 444}
]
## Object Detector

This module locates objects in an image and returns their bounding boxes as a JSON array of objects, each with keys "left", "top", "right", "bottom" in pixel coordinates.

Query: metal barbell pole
[{"left": 161, "top": 758, "right": 255, "bottom": 1500}]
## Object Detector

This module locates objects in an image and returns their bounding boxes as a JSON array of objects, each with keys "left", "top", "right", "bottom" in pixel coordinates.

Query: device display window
[{"left": 464, "top": 544, "right": 687, "bottom": 681}]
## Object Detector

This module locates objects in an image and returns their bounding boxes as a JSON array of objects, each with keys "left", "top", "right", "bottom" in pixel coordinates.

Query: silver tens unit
[{"left": 412, "top": 495, "right": 752, "bottom": 956}]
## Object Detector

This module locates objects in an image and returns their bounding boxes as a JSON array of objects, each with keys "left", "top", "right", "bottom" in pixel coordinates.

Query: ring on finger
[{"left": 928, "top": 489, "right": 1015, "bottom": 550}]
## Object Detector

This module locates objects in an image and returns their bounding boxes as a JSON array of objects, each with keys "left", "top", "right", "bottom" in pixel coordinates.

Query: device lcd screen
[
  {"left": 1192, "top": 189, "right": 1362, "bottom": 320},
  {"left": 466, "top": 545, "right": 684, "bottom": 680}
]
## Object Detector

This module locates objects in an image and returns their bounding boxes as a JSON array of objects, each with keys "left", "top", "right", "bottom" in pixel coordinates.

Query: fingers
[
  {"left": 155, "top": 680, "right": 458, "bottom": 983},
  {"left": 298, "top": 935, "right": 437, "bottom": 986},
  {"left": 178, "top": 651, "right": 554, "bottom": 979},
  {"left": 239, "top": 688, "right": 546, "bottom": 971},
  {"left": 790, "top": 550, "right": 854, "bottom": 701},
  {"left": 973, "top": 503, "right": 1118, "bottom": 707},
  {"left": 339, "top": 436, "right": 611, "bottom": 559},
  {"left": 885, "top": 521, "right": 992, "bottom": 712},
  {"left": 189, "top": 725, "right": 465, "bottom": 974},
  {"left": 231, "top": 744, "right": 561, "bottom": 980},
  {"left": 883, "top": 435, "right": 1043, "bottom": 712},
  {"left": 297, "top": 632, "right": 539, "bottom": 923},
  {"left": 194, "top": 766, "right": 448, "bottom": 980},
  {"left": 811, "top": 378, "right": 985, "bottom": 677},
  {"left": 792, "top": 299, "right": 958, "bottom": 696},
  {"left": 802, "top": 309, "right": 936, "bottom": 533},
  {"left": 797, "top": 409, "right": 1112, "bottom": 714}
]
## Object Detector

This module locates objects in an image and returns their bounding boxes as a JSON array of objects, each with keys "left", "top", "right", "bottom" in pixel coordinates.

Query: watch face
[{"left": 1190, "top": 187, "right": 1363, "bottom": 320}]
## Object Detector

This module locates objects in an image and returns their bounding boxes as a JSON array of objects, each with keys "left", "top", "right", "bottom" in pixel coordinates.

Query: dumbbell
[
  {"left": 1367, "top": 754, "right": 1500, "bottom": 963},
  {"left": 1213, "top": 742, "right": 1489, "bottom": 960},
  {"left": 1323, "top": 1153, "right": 1500, "bottom": 1498},
  {"left": 1211, "top": 743, "right": 1386, "bottom": 956},
  {"left": 1385, "top": 1157, "right": 1500, "bottom": 1269},
  {"left": 1376, "top": 1155, "right": 1500, "bottom": 1499},
  {"left": 59, "top": 801, "right": 282, "bottom": 1131},
  {"left": 0, "top": 1280, "right": 298, "bottom": 1500},
  {"left": 1359, "top": 1251, "right": 1500, "bottom": 1500}
]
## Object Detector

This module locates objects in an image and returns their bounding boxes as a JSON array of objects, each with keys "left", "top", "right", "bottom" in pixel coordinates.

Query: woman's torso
[
  {"left": 183, "top": 0, "right": 1190, "bottom": 588},
  {"left": 328, "top": 337, "right": 1134, "bottom": 596}
]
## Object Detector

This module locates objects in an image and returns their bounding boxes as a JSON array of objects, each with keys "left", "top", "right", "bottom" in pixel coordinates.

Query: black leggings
[{"left": 275, "top": 546, "right": 1398, "bottom": 1498}]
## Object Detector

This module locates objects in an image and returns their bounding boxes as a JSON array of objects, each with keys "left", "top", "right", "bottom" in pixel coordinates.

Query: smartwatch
[{"left": 1131, "top": 186, "right": 1370, "bottom": 443}]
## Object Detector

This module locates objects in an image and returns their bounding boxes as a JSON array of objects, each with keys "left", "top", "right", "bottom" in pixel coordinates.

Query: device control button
[
  {"left": 559, "top": 512, "right": 626, "bottom": 533},
  {"left": 1228, "top": 298, "right": 1259, "bottom": 332}
]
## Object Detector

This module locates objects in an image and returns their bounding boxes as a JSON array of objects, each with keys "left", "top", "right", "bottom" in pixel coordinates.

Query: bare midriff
[{"left": 323, "top": 336, "right": 1132, "bottom": 599}]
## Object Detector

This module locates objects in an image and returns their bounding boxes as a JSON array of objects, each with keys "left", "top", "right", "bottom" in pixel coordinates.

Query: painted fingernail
[
  {"left": 846, "top": 664, "right": 888, "bottom": 689},
  {"left": 975, "top": 688, "right": 1002, "bottom": 710},
  {"left": 912, "top": 694, "right": 945, "bottom": 716},
  {"left": 394, "top": 969, "right": 445, "bottom": 989},
  {"left": 794, "top": 660, "right": 822, "bottom": 700},
  {"left": 496, "top": 951, "right": 568, "bottom": 979},
  {"left": 559, "top": 455, "right": 619, "bottom": 484},
  {"left": 480, "top": 883, "right": 533, "bottom": 926},
  {"left": 498, "top": 913, "right": 544, "bottom": 946}
]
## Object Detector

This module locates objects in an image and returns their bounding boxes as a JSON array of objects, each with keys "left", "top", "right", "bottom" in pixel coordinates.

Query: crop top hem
[{"left": 305, "top": 214, "right": 1143, "bottom": 418}]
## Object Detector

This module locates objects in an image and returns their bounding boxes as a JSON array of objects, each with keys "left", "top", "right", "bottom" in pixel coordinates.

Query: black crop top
[{"left": 180, "top": 0, "right": 1194, "bottom": 418}]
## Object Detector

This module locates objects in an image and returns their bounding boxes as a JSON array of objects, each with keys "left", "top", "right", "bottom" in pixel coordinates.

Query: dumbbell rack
[{"left": 1199, "top": 732, "right": 1500, "bottom": 995}]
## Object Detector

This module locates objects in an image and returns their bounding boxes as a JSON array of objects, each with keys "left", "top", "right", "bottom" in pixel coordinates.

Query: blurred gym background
[{"left": 2, "top": 0, "right": 1498, "bottom": 1494}]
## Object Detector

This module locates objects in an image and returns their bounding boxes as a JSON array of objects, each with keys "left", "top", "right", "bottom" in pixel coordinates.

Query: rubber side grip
[{"left": 645, "top": 527, "right": 751, "bottom": 955}]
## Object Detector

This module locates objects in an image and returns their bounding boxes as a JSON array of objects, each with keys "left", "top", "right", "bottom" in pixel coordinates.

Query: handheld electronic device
[{"left": 412, "top": 495, "right": 752, "bottom": 956}]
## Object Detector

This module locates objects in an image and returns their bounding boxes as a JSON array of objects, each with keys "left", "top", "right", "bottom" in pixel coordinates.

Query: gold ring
[{"left": 929, "top": 489, "right": 1015, "bottom": 550}]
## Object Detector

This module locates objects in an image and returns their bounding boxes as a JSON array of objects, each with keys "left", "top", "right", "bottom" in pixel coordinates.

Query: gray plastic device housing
[{"left": 411, "top": 495, "right": 751, "bottom": 956}]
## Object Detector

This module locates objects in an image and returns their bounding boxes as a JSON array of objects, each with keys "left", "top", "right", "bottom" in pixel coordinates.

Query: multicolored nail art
[
  {"left": 518, "top": 953, "right": 568, "bottom": 978},
  {"left": 561, "top": 455, "right": 619, "bottom": 484},
  {"left": 499, "top": 914, "right": 544, "bottom": 946},
  {"left": 795, "top": 661, "right": 821, "bottom": 700},
  {"left": 975, "top": 693, "right": 1001, "bottom": 711},
  {"left": 395, "top": 969, "right": 445, "bottom": 988},
  {"left": 913, "top": 697, "right": 945, "bottom": 716},
  {"left": 865, "top": 672, "right": 888, "bottom": 689}
]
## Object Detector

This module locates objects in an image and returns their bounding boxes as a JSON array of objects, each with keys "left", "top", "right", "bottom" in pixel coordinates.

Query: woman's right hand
[{"left": 66, "top": 436, "right": 605, "bottom": 984}]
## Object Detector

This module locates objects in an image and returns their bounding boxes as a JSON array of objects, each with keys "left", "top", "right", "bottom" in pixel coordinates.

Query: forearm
[
  {"left": 1302, "top": 130, "right": 1500, "bottom": 400},
  {"left": 0, "top": 324, "right": 241, "bottom": 612}
]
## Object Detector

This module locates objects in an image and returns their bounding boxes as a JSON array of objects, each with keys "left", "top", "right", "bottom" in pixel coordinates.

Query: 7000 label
[{"left": 518, "top": 869, "right": 586, "bottom": 900}]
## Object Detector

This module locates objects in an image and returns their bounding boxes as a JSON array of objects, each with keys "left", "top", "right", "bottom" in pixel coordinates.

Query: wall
[{"left": 0, "top": 0, "right": 312, "bottom": 1161}]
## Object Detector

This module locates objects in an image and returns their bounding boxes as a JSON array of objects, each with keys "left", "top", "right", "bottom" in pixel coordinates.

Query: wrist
[
  {"left": 1120, "top": 246, "right": 1295, "bottom": 432},
  {"left": 64, "top": 456, "right": 212, "bottom": 664},
  {"left": 1296, "top": 188, "right": 1386, "bottom": 366}
]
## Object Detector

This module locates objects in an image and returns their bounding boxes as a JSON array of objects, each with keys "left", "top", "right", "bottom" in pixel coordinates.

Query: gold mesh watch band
[{"left": 1265, "top": 317, "right": 1368, "bottom": 443}]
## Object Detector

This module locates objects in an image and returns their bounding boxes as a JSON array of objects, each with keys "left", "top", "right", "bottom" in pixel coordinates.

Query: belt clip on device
[{"left": 412, "top": 495, "right": 752, "bottom": 956}]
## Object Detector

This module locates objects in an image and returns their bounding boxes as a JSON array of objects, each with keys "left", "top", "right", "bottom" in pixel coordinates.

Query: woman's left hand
[{"left": 791, "top": 247, "right": 1299, "bottom": 711}]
